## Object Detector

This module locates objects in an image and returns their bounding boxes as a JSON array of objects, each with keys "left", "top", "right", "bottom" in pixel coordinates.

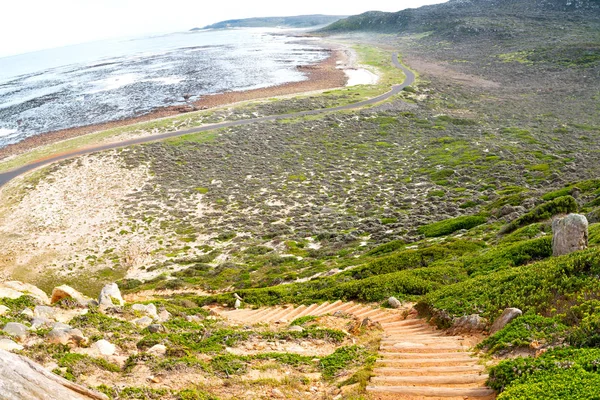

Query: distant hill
[
  {"left": 201, "top": 15, "right": 347, "bottom": 30},
  {"left": 321, "top": 0, "right": 600, "bottom": 34}
]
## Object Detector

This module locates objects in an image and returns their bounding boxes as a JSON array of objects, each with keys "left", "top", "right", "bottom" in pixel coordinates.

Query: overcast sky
[{"left": 0, "top": 0, "right": 446, "bottom": 58}]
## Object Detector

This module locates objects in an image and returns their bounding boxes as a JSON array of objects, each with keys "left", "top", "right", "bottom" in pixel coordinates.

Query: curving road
[{"left": 0, "top": 53, "right": 415, "bottom": 188}]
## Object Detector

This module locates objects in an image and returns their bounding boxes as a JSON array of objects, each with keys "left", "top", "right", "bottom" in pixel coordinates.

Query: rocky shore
[{"left": 0, "top": 49, "right": 347, "bottom": 161}]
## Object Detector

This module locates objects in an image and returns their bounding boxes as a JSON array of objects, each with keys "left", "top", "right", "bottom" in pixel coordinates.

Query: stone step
[
  {"left": 375, "top": 358, "right": 479, "bottom": 367},
  {"left": 380, "top": 344, "right": 469, "bottom": 353},
  {"left": 314, "top": 300, "right": 344, "bottom": 315},
  {"left": 291, "top": 303, "right": 321, "bottom": 319},
  {"left": 373, "top": 365, "right": 485, "bottom": 376},
  {"left": 371, "top": 374, "right": 489, "bottom": 386},
  {"left": 265, "top": 306, "right": 296, "bottom": 322},
  {"left": 379, "top": 352, "right": 476, "bottom": 360},
  {"left": 366, "top": 385, "right": 496, "bottom": 398}
]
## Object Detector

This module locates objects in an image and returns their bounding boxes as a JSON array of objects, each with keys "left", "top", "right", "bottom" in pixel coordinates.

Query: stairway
[
  {"left": 368, "top": 318, "right": 495, "bottom": 399},
  {"left": 209, "top": 301, "right": 496, "bottom": 399}
]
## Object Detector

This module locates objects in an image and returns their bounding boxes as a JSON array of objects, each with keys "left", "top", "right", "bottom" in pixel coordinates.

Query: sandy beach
[{"left": 0, "top": 47, "right": 349, "bottom": 161}]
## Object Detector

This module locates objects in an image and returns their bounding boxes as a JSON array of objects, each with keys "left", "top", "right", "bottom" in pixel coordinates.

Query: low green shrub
[
  {"left": 488, "top": 348, "right": 600, "bottom": 394},
  {"left": 501, "top": 196, "right": 577, "bottom": 234},
  {"left": 417, "top": 215, "right": 487, "bottom": 237},
  {"left": 463, "top": 237, "right": 552, "bottom": 276},
  {"left": 479, "top": 314, "right": 568, "bottom": 354},
  {"left": 417, "top": 248, "right": 600, "bottom": 322}
]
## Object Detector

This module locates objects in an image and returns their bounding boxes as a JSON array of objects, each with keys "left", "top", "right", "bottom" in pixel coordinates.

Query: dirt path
[
  {"left": 209, "top": 301, "right": 496, "bottom": 399},
  {"left": 0, "top": 53, "right": 415, "bottom": 189}
]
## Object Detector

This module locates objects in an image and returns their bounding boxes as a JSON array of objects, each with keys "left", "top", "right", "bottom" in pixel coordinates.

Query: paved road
[{"left": 0, "top": 53, "right": 415, "bottom": 188}]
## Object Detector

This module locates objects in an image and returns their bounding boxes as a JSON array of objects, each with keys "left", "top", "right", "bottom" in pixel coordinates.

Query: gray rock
[
  {"left": 388, "top": 297, "right": 402, "bottom": 309},
  {"left": 157, "top": 310, "right": 171, "bottom": 322},
  {"left": 0, "top": 305, "right": 9, "bottom": 316},
  {"left": 47, "top": 326, "right": 88, "bottom": 347},
  {"left": 288, "top": 325, "right": 304, "bottom": 332},
  {"left": 498, "top": 205, "right": 515, "bottom": 217},
  {"left": 1, "top": 281, "right": 50, "bottom": 304},
  {"left": 0, "top": 349, "right": 109, "bottom": 399},
  {"left": 0, "top": 338, "right": 23, "bottom": 352},
  {"left": 31, "top": 317, "right": 53, "bottom": 330},
  {"left": 3, "top": 322, "right": 28, "bottom": 341},
  {"left": 147, "top": 344, "right": 167, "bottom": 356},
  {"left": 552, "top": 214, "right": 588, "bottom": 256},
  {"left": 490, "top": 308, "right": 523, "bottom": 334},
  {"left": 148, "top": 324, "right": 166, "bottom": 334},
  {"left": 20, "top": 308, "right": 34, "bottom": 318},
  {"left": 132, "top": 316, "right": 153, "bottom": 328},
  {"left": 91, "top": 340, "right": 116, "bottom": 356},
  {"left": 234, "top": 299, "right": 241, "bottom": 309},
  {"left": 449, "top": 314, "right": 488, "bottom": 334},
  {"left": 586, "top": 209, "right": 600, "bottom": 224},
  {"left": 34, "top": 306, "right": 56, "bottom": 320},
  {"left": 98, "top": 283, "right": 125, "bottom": 309},
  {"left": 186, "top": 315, "right": 203, "bottom": 323},
  {"left": 132, "top": 303, "right": 158, "bottom": 319}
]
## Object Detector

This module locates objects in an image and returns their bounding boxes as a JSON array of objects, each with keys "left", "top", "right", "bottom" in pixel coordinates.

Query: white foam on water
[
  {"left": 145, "top": 76, "right": 185, "bottom": 85},
  {"left": 86, "top": 73, "right": 140, "bottom": 94},
  {"left": 0, "top": 128, "right": 18, "bottom": 138}
]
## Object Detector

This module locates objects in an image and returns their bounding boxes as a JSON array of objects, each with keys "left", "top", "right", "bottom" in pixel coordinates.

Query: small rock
[
  {"left": 50, "top": 285, "right": 91, "bottom": 307},
  {"left": 0, "top": 305, "right": 9, "bottom": 315},
  {"left": 34, "top": 305, "right": 56, "bottom": 320},
  {"left": 552, "top": 214, "right": 588, "bottom": 256},
  {"left": 0, "top": 338, "right": 23, "bottom": 352},
  {"left": 147, "top": 344, "right": 167, "bottom": 356},
  {"left": 388, "top": 297, "right": 402, "bottom": 309},
  {"left": 132, "top": 316, "right": 153, "bottom": 328},
  {"left": 148, "top": 375, "right": 162, "bottom": 384},
  {"left": 288, "top": 325, "right": 304, "bottom": 333},
  {"left": 157, "top": 310, "right": 171, "bottom": 322},
  {"left": 490, "top": 308, "right": 523, "bottom": 334},
  {"left": 92, "top": 339, "right": 116, "bottom": 356},
  {"left": 19, "top": 308, "right": 34, "bottom": 318},
  {"left": 186, "top": 315, "right": 203, "bottom": 323},
  {"left": 132, "top": 303, "right": 158, "bottom": 319},
  {"left": 148, "top": 324, "right": 166, "bottom": 334},
  {"left": 234, "top": 299, "right": 241, "bottom": 309},
  {"left": 3, "top": 322, "right": 28, "bottom": 341},
  {"left": 271, "top": 388, "right": 285, "bottom": 398},
  {"left": 47, "top": 325, "right": 88, "bottom": 347},
  {"left": 449, "top": 314, "right": 488, "bottom": 334},
  {"left": 0, "top": 287, "right": 24, "bottom": 300},
  {"left": 98, "top": 283, "right": 125, "bottom": 309},
  {"left": 31, "top": 317, "right": 53, "bottom": 330},
  {"left": 1, "top": 281, "right": 50, "bottom": 304}
]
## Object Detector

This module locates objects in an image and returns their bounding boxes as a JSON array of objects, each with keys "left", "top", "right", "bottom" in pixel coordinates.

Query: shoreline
[{"left": 0, "top": 47, "right": 348, "bottom": 161}]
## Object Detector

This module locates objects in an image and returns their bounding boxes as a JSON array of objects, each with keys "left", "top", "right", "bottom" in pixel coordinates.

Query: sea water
[{"left": 0, "top": 29, "right": 328, "bottom": 147}]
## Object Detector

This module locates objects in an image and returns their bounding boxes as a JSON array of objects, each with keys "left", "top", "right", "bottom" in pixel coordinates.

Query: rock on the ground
[
  {"left": 388, "top": 297, "right": 402, "bottom": 309},
  {"left": 20, "top": 308, "right": 34, "bottom": 318},
  {"left": 148, "top": 324, "right": 166, "bottom": 333},
  {"left": 0, "top": 338, "right": 23, "bottom": 352},
  {"left": 552, "top": 213, "right": 589, "bottom": 256},
  {"left": 34, "top": 305, "right": 56, "bottom": 320},
  {"left": 490, "top": 308, "right": 523, "bottom": 334},
  {"left": 31, "top": 317, "right": 53, "bottom": 330},
  {"left": 132, "top": 303, "right": 158, "bottom": 319},
  {"left": 3, "top": 322, "right": 28, "bottom": 341},
  {"left": 92, "top": 340, "right": 116, "bottom": 356},
  {"left": 288, "top": 325, "right": 304, "bottom": 332},
  {"left": 50, "top": 285, "right": 91, "bottom": 307},
  {"left": 157, "top": 310, "right": 171, "bottom": 322},
  {"left": 147, "top": 344, "right": 167, "bottom": 356},
  {"left": 0, "top": 305, "right": 9, "bottom": 315},
  {"left": 234, "top": 299, "right": 241, "bottom": 309},
  {"left": 47, "top": 324, "right": 88, "bottom": 347},
  {"left": 449, "top": 314, "right": 488, "bottom": 334},
  {"left": 98, "top": 283, "right": 125, "bottom": 309},
  {"left": 131, "top": 316, "right": 153, "bottom": 328},
  {"left": 1, "top": 281, "right": 50, "bottom": 304},
  {"left": 0, "top": 349, "right": 109, "bottom": 399},
  {"left": 0, "top": 287, "right": 24, "bottom": 300}
]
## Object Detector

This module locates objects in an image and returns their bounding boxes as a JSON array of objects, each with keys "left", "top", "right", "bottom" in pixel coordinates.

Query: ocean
[{"left": 0, "top": 29, "right": 329, "bottom": 147}]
